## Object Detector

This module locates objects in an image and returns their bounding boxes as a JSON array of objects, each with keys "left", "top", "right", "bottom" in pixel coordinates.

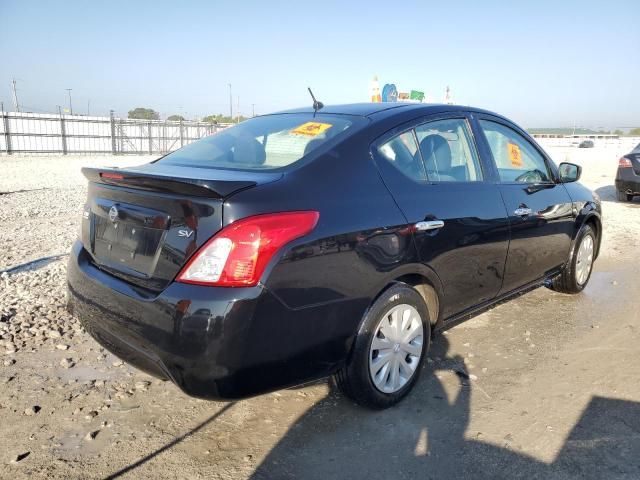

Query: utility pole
[
  {"left": 11, "top": 78, "right": 20, "bottom": 112},
  {"left": 237, "top": 96, "right": 240, "bottom": 123},
  {"left": 228, "top": 83, "right": 232, "bottom": 121},
  {"left": 252, "top": 104, "right": 255, "bottom": 117},
  {"left": 87, "top": 99, "right": 90, "bottom": 116},
  {"left": 65, "top": 88, "right": 73, "bottom": 115}
]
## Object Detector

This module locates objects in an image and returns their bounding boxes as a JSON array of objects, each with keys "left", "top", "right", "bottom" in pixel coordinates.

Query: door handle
[
  {"left": 514, "top": 207, "right": 533, "bottom": 216},
  {"left": 415, "top": 220, "right": 445, "bottom": 231}
]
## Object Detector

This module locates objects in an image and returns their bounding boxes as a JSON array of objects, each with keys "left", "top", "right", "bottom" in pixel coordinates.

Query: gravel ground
[{"left": 0, "top": 148, "right": 639, "bottom": 479}]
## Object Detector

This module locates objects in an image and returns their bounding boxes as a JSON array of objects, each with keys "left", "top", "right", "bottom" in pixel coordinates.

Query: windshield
[{"left": 158, "top": 113, "right": 359, "bottom": 170}]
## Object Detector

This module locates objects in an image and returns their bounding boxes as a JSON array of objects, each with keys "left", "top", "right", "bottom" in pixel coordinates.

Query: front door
[
  {"left": 372, "top": 114, "right": 510, "bottom": 319},
  {"left": 474, "top": 117, "right": 575, "bottom": 293}
]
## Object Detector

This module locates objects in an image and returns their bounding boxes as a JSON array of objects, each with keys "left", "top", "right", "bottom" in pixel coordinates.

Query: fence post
[
  {"left": 1, "top": 102, "right": 12, "bottom": 155},
  {"left": 179, "top": 120, "right": 184, "bottom": 147},
  {"left": 59, "top": 106, "right": 68, "bottom": 155},
  {"left": 148, "top": 122, "right": 153, "bottom": 154},
  {"left": 109, "top": 110, "right": 117, "bottom": 154}
]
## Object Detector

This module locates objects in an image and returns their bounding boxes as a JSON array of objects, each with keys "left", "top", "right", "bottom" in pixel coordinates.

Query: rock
[
  {"left": 112, "top": 361, "right": 123, "bottom": 367},
  {"left": 9, "top": 451, "right": 30, "bottom": 463},
  {"left": 60, "top": 358, "right": 74, "bottom": 369},
  {"left": 469, "top": 374, "right": 478, "bottom": 381},
  {"left": 85, "top": 410, "right": 99, "bottom": 420},
  {"left": 134, "top": 381, "right": 150, "bottom": 391},
  {"left": 84, "top": 430, "right": 99, "bottom": 441},
  {"left": 47, "top": 330, "right": 61, "bottom": 339},
  {"left": 3, "top": 358, "right": 16, "bottom": 366},
  {"left": 55, "top": 344, "right": 69, "bottom": 351},
  {"left": 24, "top": 406, "right": 41, "bottom": 416}
]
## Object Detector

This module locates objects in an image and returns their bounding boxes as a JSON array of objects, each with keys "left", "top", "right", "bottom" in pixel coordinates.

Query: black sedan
[
  {"left": 67, "top": 103, "right": 602, "bottom": 408},
  {"left": 615, "top": 142, "right": 640, "bottom": 201}
]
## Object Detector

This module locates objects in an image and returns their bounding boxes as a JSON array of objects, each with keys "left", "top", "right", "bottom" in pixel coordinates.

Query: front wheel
[
  {"left": 549, "top": 224, "right": 596, "bottom": 294},
  {"left": 333, "top": 284, "right": 431, "bottom": 409}
]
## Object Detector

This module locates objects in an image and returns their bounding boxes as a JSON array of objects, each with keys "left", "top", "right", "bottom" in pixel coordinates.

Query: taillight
[
  {"left": 619, "top": 157, "right": 632, "bottom": 168},
  {"left": 100, "top": 172, "right": 125, "bottom": 180},
  {"left": 176, "top": 211, "right": 319, "bottom": 287}
]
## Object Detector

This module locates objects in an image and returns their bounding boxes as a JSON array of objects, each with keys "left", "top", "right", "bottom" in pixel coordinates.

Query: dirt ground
[{"left": 1, "top": 141, "right": 639, "bottom": 479}]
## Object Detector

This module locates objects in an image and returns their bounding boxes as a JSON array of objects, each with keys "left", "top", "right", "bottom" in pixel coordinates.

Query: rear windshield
[
  {"left": 158, "top": 113, "right": 359, "bottom": 170},
  {"left": 632, "top": 143, "right": 640, "bottom": 154}
]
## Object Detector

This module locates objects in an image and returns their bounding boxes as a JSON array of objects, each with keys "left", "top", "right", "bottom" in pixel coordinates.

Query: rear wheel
[
  {"left": 616, "top": 190, "right": 631, "bottom": 202},
  {"left": 550, "top": 224, "right": 596, "bottom": 294},
  {"left": 334, "top": 284, "right": 431, "bottom": 409}
]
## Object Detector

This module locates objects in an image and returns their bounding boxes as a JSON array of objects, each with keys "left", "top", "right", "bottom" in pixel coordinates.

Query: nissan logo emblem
[{"left": 108, "top": 205, "right": 119, "bottom": 222}]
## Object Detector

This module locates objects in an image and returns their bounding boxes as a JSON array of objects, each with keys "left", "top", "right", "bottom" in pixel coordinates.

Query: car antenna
[{"left": 308, "top": 87, "right": 324, "bottom": 115}]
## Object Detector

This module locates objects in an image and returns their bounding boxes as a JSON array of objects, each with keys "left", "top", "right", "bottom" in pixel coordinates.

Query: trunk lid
[{"left": 80, "top": 165, "right": 282, "bottom": 291}]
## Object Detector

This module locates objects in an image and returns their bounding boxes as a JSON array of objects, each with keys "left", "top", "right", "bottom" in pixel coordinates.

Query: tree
[
  {"left": 202, "top": 114, "right": 247, "bottom": 124},
  {"left": 613, "top": 129, "right": 624, "bottom": 136},
  {"left": 167, "top": 114, "right": 185, "bottom": 121},
  {"left": 128, "top": 107, "right": 159, "bottom": 120},
  {"left": 630, "top": 128, "right": 640, "bottom": 136}
]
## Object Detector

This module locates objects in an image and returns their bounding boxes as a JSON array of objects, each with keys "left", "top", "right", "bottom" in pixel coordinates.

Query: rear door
[
  {"left": 472, "top": 116, "right": 575, "bottom": 293},
  {"left": 372, "top": 113, "right": 510, "bottom": 319}
]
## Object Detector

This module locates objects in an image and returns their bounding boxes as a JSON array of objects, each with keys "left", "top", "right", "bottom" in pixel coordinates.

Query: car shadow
[
  {"left": 250, "top": 335, "right": 640, "bottom": 479},
  {"left": 100, "top": 336, "right": 640, "bottom": 479},
  {"left": 595, "top": 185, "right": 640, "bottom": 205}
]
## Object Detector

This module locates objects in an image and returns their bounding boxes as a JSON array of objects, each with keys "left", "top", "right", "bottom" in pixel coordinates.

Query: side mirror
[{"left": 558, "top": 162, "right": 581, "bottom": 183}]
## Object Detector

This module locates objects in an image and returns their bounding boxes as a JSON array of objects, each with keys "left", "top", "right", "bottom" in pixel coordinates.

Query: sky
[{"left": 0, "top": 0, "right": 638, "bottom": 128}]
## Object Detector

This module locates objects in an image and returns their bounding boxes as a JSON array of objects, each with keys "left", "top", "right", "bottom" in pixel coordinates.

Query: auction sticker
[
  {"left": 291, "top": 122, "right": 333, "bottom": 136},
  {"left": 507, "top": 142, "right": 523, "bottom": 167}
]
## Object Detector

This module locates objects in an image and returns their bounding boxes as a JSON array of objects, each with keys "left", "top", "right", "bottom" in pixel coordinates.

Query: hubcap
[
  {"left": 369, "top": 304, "right": 424, "bottom": 394},
  {"left": 575, "top": 234, "right": 594, "bottom": 285}
]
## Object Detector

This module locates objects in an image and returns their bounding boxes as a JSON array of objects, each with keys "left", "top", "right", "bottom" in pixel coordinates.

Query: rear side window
[
  {"left": 479, "top": 120, "right": 552, "bottom": 183},
  {"left": 377, "top": 131, "right": 426, "bottom": 181},
  {"left": 158, "top": 114, "right": 357, "bottom": 170},
  {"left": 415, "top": 118, "right": 483, "bottom": 182}
]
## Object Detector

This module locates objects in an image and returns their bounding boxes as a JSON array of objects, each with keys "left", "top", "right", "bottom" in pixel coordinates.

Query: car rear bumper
[
  {"left": 67, "top": 241, "right": 362, "bottom": 400},
  {"left": 615, "top": 168, "right": 640, "bottom": 195}
]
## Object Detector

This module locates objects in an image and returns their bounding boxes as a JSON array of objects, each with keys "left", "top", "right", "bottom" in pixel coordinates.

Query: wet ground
[{"left": 0, "top": 153, "right": 639, "bottom": 479}]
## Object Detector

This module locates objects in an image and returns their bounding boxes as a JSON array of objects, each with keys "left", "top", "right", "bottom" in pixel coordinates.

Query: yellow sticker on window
[
  {"left": 290, "top": 122, "right": 333, "bottom": 137},
  {"left": 507, "top": 142, "right": 523, "bottom": 167}
]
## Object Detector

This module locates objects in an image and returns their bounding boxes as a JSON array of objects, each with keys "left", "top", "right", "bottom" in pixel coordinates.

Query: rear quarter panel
[{"left": 223, "top": 126, "right": 429, "bottom": 311}]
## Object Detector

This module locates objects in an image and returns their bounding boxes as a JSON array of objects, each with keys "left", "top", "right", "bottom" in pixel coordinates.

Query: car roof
[{"left": 274, "top": 102, "right": 500, "bottom": 120}]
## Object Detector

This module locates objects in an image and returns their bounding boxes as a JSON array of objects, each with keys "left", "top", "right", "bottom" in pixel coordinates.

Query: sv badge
[{"left": 178, "top": 229, "right": 194, "bottom": 238}]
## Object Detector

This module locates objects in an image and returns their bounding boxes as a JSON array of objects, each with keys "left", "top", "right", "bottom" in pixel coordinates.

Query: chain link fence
[{"left": 0, "top": 104, "right": 230, "bottom": 155}]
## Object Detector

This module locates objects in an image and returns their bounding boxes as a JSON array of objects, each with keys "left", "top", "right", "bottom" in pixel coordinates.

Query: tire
[
  {"left": 334, "top": 283, "right": 431, "bottom": 409},
  {"left": 616, "top": 190, "right": 629, "bottom": 202},
  {"left": 550, "top": 224, "right": 596, "bottom": 294}
]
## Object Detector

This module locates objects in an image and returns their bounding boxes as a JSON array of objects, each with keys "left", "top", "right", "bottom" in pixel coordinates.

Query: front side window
[
  {"left": 158, "top": 113, "right": 358, "bottom": 171},
  {"left": 415, "top": 118, "right": 483, "bottom": 182},
  {"left": 479, "top": 120, "right": 552, "bottom": 183}
]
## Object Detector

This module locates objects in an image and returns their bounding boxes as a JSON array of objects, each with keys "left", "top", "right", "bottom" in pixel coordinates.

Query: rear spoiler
[{"left": 82, "top": 167, "right": 259, "bottom": 198}]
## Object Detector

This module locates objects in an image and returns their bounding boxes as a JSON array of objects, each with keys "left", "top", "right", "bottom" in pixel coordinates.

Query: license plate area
[{"left": 90, "top": 199, "right": 170, "bottom": 277}]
